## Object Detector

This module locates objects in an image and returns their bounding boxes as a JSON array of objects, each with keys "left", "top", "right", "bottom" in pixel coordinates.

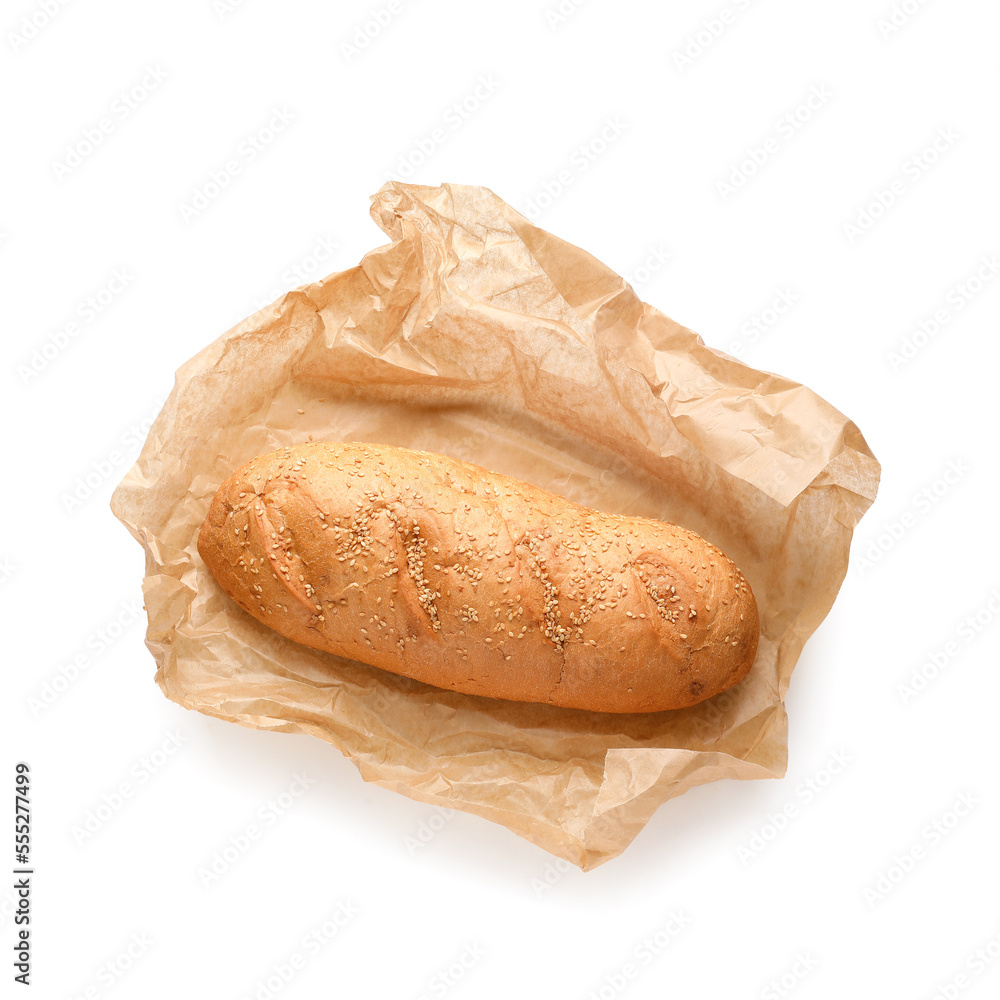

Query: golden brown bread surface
[{"left": 197, "top": 442, "right": 759, "bottom": 712}]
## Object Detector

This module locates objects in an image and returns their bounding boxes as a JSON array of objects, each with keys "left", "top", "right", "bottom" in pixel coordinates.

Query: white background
[{"left": 4, "top": 0, "right": 1000, "bottom": 997}]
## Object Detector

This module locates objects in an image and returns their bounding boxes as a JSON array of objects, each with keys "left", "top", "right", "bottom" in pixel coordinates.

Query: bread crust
[{"left": 197, "top": 441, "right": 759, "bottom": 712}]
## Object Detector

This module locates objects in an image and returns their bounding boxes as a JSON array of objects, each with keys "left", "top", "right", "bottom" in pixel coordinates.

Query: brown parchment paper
[{"left": 110, "top": 182, "right": 879, "bottom": 870}]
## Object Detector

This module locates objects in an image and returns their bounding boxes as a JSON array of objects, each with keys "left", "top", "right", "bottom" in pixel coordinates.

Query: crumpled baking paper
[{"left": 111, "top": 181, "right": 880, "bottom": 870}]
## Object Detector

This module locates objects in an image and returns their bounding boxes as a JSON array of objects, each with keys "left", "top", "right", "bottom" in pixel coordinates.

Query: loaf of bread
[{"left": 197, "top": 441, "right": 759, "bottom": 712}]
